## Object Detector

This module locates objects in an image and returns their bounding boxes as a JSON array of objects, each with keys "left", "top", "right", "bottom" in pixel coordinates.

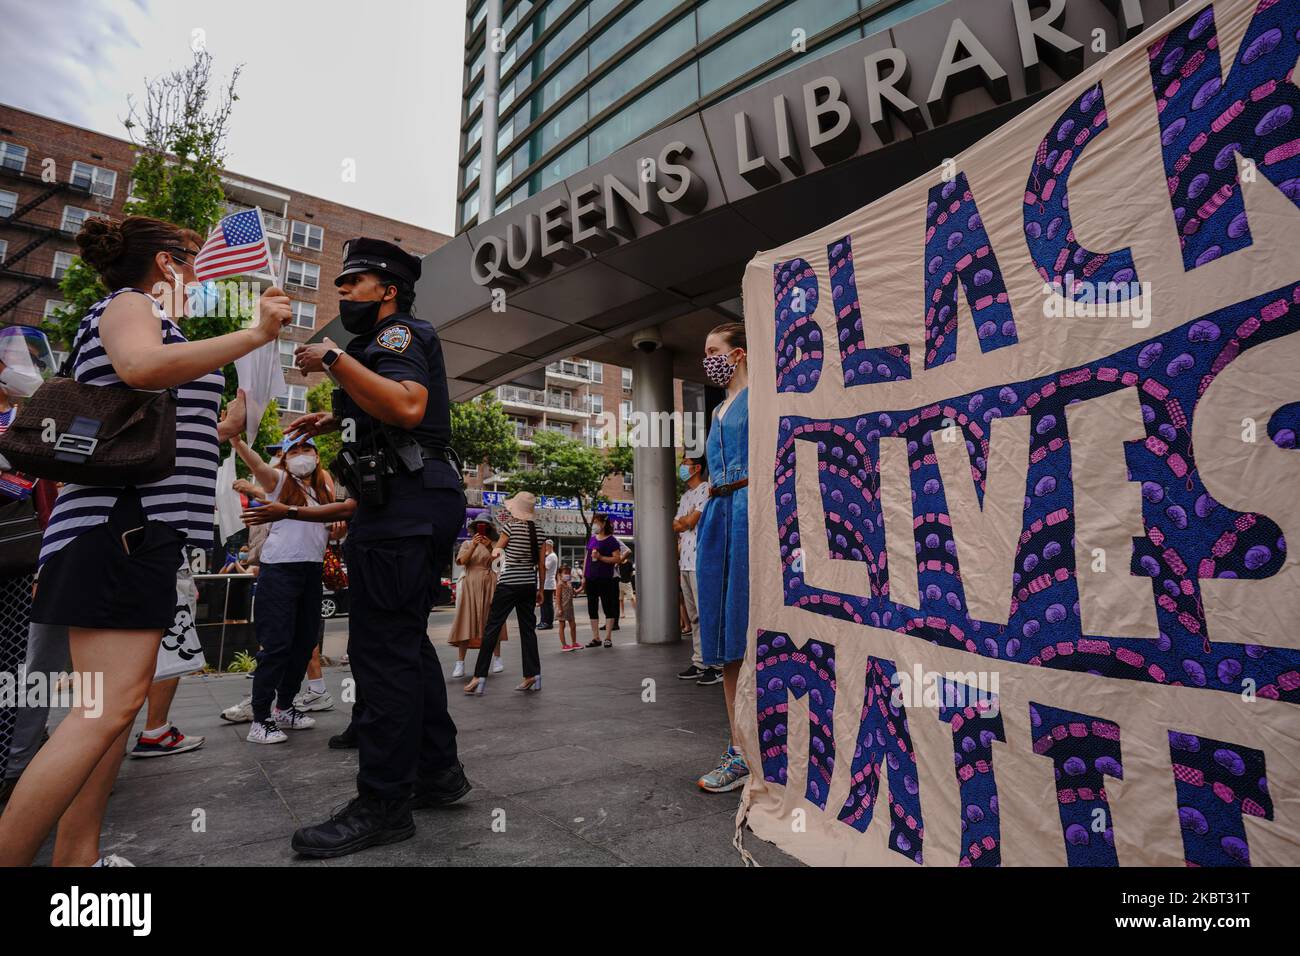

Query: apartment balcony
[
  {"left": 496, "top": 385, "right": 590, "bottom": 422},
  {"left": 220, "top": 176, "right": 290, "bottom": 219},
  {"left": 545, "top": 359, "right": 596, "bottom": 384}
]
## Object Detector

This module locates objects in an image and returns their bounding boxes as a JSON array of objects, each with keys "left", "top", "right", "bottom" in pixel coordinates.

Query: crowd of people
[{"left": 0, "top": 209, "right": 754, "bottom": 865}]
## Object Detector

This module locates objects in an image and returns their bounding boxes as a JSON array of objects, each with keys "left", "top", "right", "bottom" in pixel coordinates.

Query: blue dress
[{"left": 696, "top": 388, "right": 749, "bottom": 667}]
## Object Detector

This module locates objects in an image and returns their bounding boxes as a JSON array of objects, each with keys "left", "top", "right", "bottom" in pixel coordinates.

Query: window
[
  {"left": 621, "top": 367, "right": 632, "bottom": 390},
  {"left": 589, "top": 363, "right": 603, "bottom": 383},
  {"left": 291, "top": 300, "right": 317, "bottom": 329},
  {"left": 699, "top": 0, "right": 857, "bottom": 95},
  {"left": 277, "top": 384, "right": 307, "bottom": 414},
  {"left": 591, "top": 0, "right": 680, "bottom": 69},
  {"left": 620, "top": 399, "right": 632, "bottom": 420},
  {"left": 44, "top": 299, "right": 68, "bottom": 319},
  {"left": 529, "top": 138, "right": 587, "bottom": 192},
  {"left": 52, "top": 251, "right": 75, "bottom": 280},
  {"left": 61, "top": 205, "right": 91, "bottom": 233},
  {"left": 461, "top": 189, "right": 481, "bottom": 228},
  {"left": 0, "top": 239, "right": 6, "bottom": 264},
  {"left": 286, "top": 259, "right": 320, "bottom": 289},
  {"left": 0, "top": 190, "right": 17, "bottom": 218},
  {"left": 589, "top": 67, "right": 698, "bottom": 163},
  {"left": 531, "top": 96, "right": 587, "bottom": 157},
  {"left": 622, "top": 471, "right": 634, "bottom": 490},
  {"left": 588, "top": 393, "right": 603, "bottom": 414},
  {"left": 0, "top": 142, "right": 27, "bottom": 172},
  {"left": 462, "top": 153, "right": 482, "bottom": 189},
  {"left": 279, "top": 339, "right": 297, "bottom": 370},
  {"left": 70, "top": 161, "right": 117, "bottom": 199},
  {"left": 590, "top": 14, "right": 695, "bottom": 117},
  {"left": 290, "top": 221, "right": 323, "bottom": 251},
  {"left": 696, "top": 0, "right": 756, "bottom": 41}
]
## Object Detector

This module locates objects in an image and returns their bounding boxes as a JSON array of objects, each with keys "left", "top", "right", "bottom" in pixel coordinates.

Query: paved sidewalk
[{"left": 34, "top": 610, "right": 797, "bottom": 867}]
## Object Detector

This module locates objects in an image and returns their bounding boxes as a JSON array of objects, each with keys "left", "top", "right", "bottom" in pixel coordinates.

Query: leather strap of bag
[{"left": 708, "top": 477, "right": 749, "bottom": 497}]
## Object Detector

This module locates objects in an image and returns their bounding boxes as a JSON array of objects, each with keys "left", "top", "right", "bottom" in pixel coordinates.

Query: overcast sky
[{"left": 0, "top": 0, "right": 468, "bottom": 235}]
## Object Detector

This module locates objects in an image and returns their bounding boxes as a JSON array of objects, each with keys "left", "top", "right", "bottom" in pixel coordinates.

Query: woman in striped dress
[
  {"left": 464, "top": 491, "right": 545, "bottom": 695},
  {"left": 0, "top": 216, "right": 291, "bottom": 867}
]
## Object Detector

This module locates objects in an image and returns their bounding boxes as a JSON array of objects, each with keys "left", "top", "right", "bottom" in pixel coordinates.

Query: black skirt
[{"left": 32, "top": 491, "right": 184, "bottom": 630}]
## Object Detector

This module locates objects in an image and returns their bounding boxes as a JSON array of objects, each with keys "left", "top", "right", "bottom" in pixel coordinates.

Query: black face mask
[{"left": 339, "top": 298, "right": 383, "bottom": 335}]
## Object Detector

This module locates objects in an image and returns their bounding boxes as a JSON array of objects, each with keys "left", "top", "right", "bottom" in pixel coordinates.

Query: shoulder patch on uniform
[{"left": 378, "top": 324, "right": 412, "bottom": 353}]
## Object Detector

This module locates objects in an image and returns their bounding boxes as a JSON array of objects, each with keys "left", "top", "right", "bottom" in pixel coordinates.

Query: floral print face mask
[{"left": 703, "top": 350, "right": 739, "bottom": 387}]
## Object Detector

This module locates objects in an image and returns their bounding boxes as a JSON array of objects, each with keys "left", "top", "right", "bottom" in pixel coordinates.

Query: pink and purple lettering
[
  {"left": 1168, "top": 730, "right": 1273, "bottom": 866},
  {"left": 923, "top": 172, "right": 1018, "bottom": 369},
  {"left": 1145, "top": 0, "right": 1300, "bottom": 271},
  {"left": 828, "top": 234, "right": 911, "bottom": 387},
  {"left": 1031, "top": 703, "right": 1123, "bottom": 867},
  {"left": 754, "top": 631, "right": 837, "bottom": 809}
]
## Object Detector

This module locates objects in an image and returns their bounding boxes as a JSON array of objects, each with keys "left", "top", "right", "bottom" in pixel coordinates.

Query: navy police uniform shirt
[{"left": 337, "top": 311, "right": 462, "bottom": 541}]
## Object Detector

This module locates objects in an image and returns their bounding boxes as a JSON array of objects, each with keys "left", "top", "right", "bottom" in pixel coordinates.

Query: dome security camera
[{"left": 632, "top": 327, "right": 662, "bottom": 353}]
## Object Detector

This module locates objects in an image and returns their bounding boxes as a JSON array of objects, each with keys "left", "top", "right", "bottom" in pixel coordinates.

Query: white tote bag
[{"left": 155, "top": 567, "right": 207, "bottom": 681}]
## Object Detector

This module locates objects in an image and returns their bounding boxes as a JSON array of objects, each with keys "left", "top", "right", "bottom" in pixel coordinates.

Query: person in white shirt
[
  {"left": 228, "top": 434, "right": 356, "bottom": 744},
  {"left": 673, "top": 456, "right": 717, "bottom": 684},
  {"left": 538, "top": 539, "right": 559, "bottom": 630}
]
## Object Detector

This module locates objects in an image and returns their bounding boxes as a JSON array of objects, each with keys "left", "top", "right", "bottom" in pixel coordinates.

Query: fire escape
[{"left": 0, "top": 166, "right": 94, "bottom": 321}]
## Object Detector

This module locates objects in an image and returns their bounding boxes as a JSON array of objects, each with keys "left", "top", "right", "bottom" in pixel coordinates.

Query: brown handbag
[{"left": 0, "top": 335, "right": 176, "bottom": 486}]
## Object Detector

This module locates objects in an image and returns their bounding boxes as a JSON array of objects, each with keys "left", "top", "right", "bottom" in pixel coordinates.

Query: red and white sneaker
[{"left": 129, "top": 725, "right": 206, "bottom": 758}]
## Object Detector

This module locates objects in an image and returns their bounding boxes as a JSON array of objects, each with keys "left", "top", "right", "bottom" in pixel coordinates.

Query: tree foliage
[
  {"left": 451, "top": 394, "right": 519, "bottom": 476},
  {"left": 505, "top": 430, "right": 624, "bottom": 539},
  {"left": 307, "top": 379, "right": 340, "bottom": 471},
  {"left": 45, "top": 48, "right": 247, "bottom": 403}
]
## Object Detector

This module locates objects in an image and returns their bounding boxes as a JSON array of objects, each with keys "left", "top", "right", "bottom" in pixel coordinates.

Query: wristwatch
[
  {"left": 321, "top": 348, "right": 341, "bottom": 369},
  {"left": 287, "top": 506, "right": 300, "bottom": 520}
]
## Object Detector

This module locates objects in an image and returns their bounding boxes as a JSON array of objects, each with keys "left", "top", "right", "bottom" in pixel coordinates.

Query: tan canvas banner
[{"left": 737, "top": 0, "right": 1300, "bottom": 866}]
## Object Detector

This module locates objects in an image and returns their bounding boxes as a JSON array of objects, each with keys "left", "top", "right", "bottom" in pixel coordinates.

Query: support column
[
  {"left": 479, "top": 0, "right": 503, "bottom": 220},
  {"left": 630, "top": 343, "right": 678, "bottom": 645}
]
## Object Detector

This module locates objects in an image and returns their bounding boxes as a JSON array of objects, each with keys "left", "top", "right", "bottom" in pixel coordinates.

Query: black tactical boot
[
  {"left": 411, "top": 761, "right": 472, "bottom": 809},
  {"left": 290, "top": 794, "right": 414, "bottom": 859},
  {"left": 327, "top": 722, "right": 358, "bottom": 750}
]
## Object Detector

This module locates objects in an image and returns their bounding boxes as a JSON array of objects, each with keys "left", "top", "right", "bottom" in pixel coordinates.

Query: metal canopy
[{"left": 417, "top": 0, "right": 1175, "bottom": 401}]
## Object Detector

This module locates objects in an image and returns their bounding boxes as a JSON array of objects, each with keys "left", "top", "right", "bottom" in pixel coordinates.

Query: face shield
[{"left": 0, "top": 325, "right": 54, "bottom": 400}]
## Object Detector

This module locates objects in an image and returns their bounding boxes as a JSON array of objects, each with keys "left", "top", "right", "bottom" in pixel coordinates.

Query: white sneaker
[
  {"left": 93, "top": 854, "right": 134, "bottom": 867},
  {"left": 451, "top": 660, "right": 465, "bottom": 679},
  {"left": 293, "top": 688, "right": 334, "bottom": 712},
  {"left": 220, "top": 696, "right": 254, "bottom": 724},
  {"left": 247, "top": 718, "right": 288, "bottom": 745},
  {"left": 273, "top": 706, "right": 316, "bottom": 730},
  {"left": 490, "top": 656, "right": 504, "bottom": 674}
]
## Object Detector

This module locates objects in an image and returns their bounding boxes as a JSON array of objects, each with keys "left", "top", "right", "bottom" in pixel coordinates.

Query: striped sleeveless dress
[{"left": 38, "top": 288, "right": 225, "bottom": 567}]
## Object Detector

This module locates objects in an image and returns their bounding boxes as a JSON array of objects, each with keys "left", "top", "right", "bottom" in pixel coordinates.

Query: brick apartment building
[
  {"left": 0, "top": 105, "right": 678, "bottom": 554},
  {"left": 0, "top": 103, "right": 443, "bottom": 424}
]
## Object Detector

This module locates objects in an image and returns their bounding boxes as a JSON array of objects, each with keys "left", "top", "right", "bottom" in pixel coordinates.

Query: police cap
[{"left": 334, "top": 237, "right": 422, "bottom": 287}]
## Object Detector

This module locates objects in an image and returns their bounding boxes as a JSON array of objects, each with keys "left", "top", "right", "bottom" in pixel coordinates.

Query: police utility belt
[{"left": 332, "top": 428, "right": 462, "bottom": 507}]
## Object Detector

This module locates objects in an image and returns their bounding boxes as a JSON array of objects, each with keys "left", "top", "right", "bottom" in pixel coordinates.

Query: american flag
[{"left": 193, "top": 207, "right": 274, "bottom": 281}]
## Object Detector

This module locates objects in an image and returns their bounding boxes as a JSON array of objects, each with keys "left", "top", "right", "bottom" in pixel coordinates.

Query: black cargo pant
[
  {"left": 344, "top": 529, "right": 458, "bottom": 802},
  {"left": 473, "top": 583, "right": 541, "bottom": 680}
]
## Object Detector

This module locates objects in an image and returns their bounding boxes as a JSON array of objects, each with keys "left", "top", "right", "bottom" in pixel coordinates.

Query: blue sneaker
[{"left": 697, "top": 745, "right": 749, "bottom": 793}]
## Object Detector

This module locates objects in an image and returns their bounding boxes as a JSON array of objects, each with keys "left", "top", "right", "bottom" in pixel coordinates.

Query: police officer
[{"left": 286, "top": 238, "right": 470, "bottom": 858}]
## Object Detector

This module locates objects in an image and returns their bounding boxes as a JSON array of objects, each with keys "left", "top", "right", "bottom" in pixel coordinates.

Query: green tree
[
  {"left": 505, "top": 430, "right": 623, "bottom": 539},
  {"left": 45, "top": 48, "right": 247, "bottom": 399},
  {"left": 307, "top": 379, "right": 340, "bottom": 471},
  {"left": 451, "top": 394, "right": 519, "bottom": 476}
]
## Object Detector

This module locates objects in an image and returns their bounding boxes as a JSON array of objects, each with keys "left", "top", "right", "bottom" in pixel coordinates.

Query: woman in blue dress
[{"left": 694, "top": 322, "right": 751, "bottom": 793}]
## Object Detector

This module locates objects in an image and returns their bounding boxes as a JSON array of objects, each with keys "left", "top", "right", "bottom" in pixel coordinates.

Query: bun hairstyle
[
  {"left": 708, "top": 321, "right": 747, "bottom": 353},
  {"left": 76, "top": 215, "right": 201, "bottom": 291}
]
